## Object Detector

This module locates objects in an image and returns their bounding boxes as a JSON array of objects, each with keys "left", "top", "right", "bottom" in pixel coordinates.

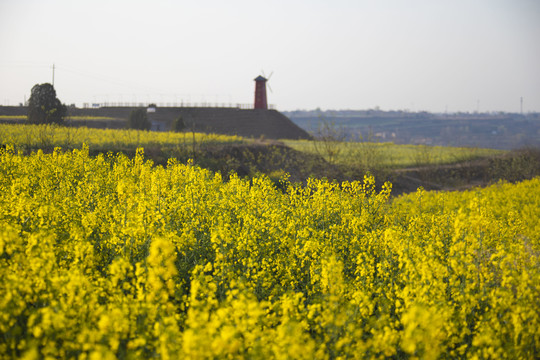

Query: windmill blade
[
  {"left": 261, "top": 70, "right": 273, "bottom": 81},
  {"left": 261, "top": 69, "right": 274, "bottom": 91},
  {"left": 262, "top": 70, "right": 274, "bottom": 92}
]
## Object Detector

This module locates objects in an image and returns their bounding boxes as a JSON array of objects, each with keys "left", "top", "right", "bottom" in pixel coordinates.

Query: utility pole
[
  {"left": 52, "top": 64, "right": 55, "bottom": 86},
  {"left": 520, "top": 97, "right": 523, "bottom": 115}
]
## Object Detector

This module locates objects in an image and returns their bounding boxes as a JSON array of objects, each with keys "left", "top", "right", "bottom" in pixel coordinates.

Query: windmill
[
  {"left": 262, "top": 70, "right": 273, "bottom": 93},
  {"left": 253, "top": 70, "right": 273, "bottom": 109}
]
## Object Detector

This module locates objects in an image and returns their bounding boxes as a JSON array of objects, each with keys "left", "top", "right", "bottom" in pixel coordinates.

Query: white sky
[{"left": 1, "top": 0, "right": 539, "bottom": 113}]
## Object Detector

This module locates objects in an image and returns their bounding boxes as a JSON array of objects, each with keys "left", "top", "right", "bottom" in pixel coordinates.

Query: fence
[{"left": 82, "top": 102, "right": 276, "bottom": 110}]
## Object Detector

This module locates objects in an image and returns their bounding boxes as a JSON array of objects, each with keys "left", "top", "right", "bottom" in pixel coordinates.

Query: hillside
[{"left": 0, "top": 106, "right": 311, "bottom": 140}]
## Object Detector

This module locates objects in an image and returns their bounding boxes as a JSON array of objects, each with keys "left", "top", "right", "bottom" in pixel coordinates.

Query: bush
[{"left": 127, "top": 108, "right": 151, "bottom": 130}]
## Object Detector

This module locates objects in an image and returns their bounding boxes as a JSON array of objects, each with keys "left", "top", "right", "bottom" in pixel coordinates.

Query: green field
[{"left": 284, "top": 139, "right": 504, "bottom": 168}]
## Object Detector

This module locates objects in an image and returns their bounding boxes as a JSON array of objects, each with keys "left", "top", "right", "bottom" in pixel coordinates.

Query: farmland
[
  {"left": 0, "top": 121, "right": 540, "bottom": 358},
  {"left": 0, "top": 124, "right": 244, "bottom": 152},
  {"left": 2, "top": 123, "right": 538, "bottom": 195},
  {"left": 0, "top": 144, "right": 539, "bottom": 359},
  {"left": 0, "top": 123, "right": 508, "bottom": 169},
  {"left": 284, "top": 139, "right": 503, "bottom": 169}
]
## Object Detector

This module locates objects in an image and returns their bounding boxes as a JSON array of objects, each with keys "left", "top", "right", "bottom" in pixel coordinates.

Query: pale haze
[{"left": 1, "top": 0, "right": 539, "bottom": 113}]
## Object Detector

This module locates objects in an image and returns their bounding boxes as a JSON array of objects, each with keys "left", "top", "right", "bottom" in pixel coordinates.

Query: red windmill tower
[{"left": 253, "top": 74, "right": 271, "bottom": 109}]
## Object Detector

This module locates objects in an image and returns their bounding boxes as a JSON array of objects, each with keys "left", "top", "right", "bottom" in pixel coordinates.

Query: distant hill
[{"left": 284, "top": 109, "right": 540, "bottom": 150}]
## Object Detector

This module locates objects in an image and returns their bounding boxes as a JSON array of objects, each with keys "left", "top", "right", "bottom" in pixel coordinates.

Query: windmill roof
[{"left": 254, "top": 76, "right": 267, "bottom": 82}]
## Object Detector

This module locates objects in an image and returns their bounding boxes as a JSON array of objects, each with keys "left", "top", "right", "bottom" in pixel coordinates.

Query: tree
[
  {"left": 27, "top": 83, "right": 67, "bottom": 125},
  {"left": 127, "top": 108, "right": 151, "bottom": 130},
  {"left": 312, "top": 118, "right": 347, "bottom": 165},
  {"left": 173, "top": 115, "right": 185, "bottom": 132}
]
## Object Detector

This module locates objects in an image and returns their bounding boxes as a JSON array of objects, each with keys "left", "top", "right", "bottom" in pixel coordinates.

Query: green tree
[
  {"left": 127, "top": 108, "right": 151, "bottom": 130},
  {"left": 173, "top": 115, "right": 185, "bottom": 132},
  {"left": 27, "top": 83, "right": 67, "bottom": 125}
]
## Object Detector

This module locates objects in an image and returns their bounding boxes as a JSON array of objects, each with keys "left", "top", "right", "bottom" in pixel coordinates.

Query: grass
[
  {"left": 0, "top": 115, "right": 119, "bottom": 122},
  {"left": 0, "top": 115, "right": 120, "bottom": 121},
  {"left": 66, "top": 116, "right": 120, "bottom": 121},
  {"left": 0, "top": 115, "right": 26, "bottom": 120},
  {"left": 283, "top": 139, "right": 505, "bottom": 168}
]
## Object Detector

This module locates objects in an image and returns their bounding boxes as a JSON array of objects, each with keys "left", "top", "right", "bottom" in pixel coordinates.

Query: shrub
[{"left": 127, "top": 108, "right": 151, "bottom": 130}]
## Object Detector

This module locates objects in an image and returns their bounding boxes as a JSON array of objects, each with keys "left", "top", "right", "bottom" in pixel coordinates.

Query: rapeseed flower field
[
  {"left": 0, "top": 124, "right": 244, "bottom": 152},
  {"left": 0, "top": 145, "right": 538, "bottom": 359}
]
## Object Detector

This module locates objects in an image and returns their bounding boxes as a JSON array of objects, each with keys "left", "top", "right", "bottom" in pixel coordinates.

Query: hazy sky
[{"left": 1, "top": 0, "right": 539, "bottom": 112}]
